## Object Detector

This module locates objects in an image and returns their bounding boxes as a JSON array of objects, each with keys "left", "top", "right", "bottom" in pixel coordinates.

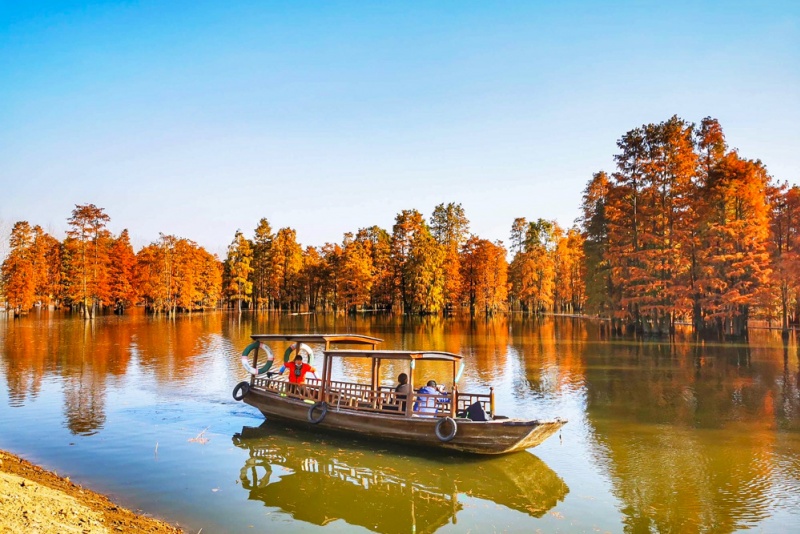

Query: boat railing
[
  {"left": 307, "top": 378, "right": 373, "bottom": 397},
  {"left": 412, "top": 392, "right": 455, "bottom": 418},
  {"left": 454, "top": 390, "right": 495, "bottom": 418},
  {"left": 254, "top": 375, "right": 494, "bottom": 418},
  {"left": 253, "top": 376, "right": 323, "bottom": 403},
  {"left": 324, "top": 386, "right": 407, "bottom": 414}
]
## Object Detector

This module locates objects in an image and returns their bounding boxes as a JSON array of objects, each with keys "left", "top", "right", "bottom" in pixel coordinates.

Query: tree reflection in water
[
  {"left": 3, "top": 311, "right": 799, "bottom": 531},
  {"left": 232, "top": 423, "right": 568, "bottom": 533}
]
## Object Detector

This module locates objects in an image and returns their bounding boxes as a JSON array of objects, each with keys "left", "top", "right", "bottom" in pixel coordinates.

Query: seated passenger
[
  {"left": 415, "top": 380, "right": 439, "bottom": 416},
  {"left": 395, "top": 373, "right": 410, "bottom": 411},
  {"left": 463, "top": 400, "right": 491, "bottom": 421}
]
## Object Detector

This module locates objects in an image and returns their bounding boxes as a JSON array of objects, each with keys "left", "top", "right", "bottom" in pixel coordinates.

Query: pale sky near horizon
[{"left": 1, "top": 1, "right": 798, "bottom": 257}]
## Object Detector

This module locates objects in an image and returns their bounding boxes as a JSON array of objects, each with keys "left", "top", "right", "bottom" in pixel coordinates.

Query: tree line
[
  {"left": 0, "top": 202, "right": 584, "bottom": 318},
  {"left": 222, "top": 205, "right": 585, "bottom": 316},
  {"left": 2, "top": 116, "right": 797, "bottom": 337},
  {"left": 0, "top": 204, "right": 221, "bottom": 318}
]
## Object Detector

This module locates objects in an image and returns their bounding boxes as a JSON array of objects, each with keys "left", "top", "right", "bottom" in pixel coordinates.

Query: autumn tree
[
  {"left": 107, "top": 229, "right": 137, "bottom": 313},
  {"left": 251, "top": 218, "right": 274, "bottom": 310},
  {"left": 691, "top": 117, "right": 728, "bottom": 332},
  {"left": 173, "top": 238, "right": 205, "bottom": 311},
  {"left": 461, "top": 236, "right": 508, "bottom": 315},
  {"left": 580, "top": 172, "right": 613, "bottom": 316},
  {"left": 391, "top": 210, "right": 424, "bottom": 313},
  {"left": 39, "top": 230, "right": 62, "bottom": 308},
  {"left": 1, "top": 223, "right": 63, "bottom": 313},
  {"left": 695, "top": 152, "right": 772, "bottom": 337},
  {"left": 430, "top": 202, "right": 470, "bottom": 247},
  {"left": 195, "top": 248, "right": 223, "bottom": 309},
  {"left": 355, "top": 226, "right": 393, "bottom": 311},
  {"left": 136, "top": 234, "right": 221, "bottom": 313},
  {"left": 166, "top": 237, "right": 221, "bottom": 311},
  {"left": 156, "top": 233, "right": 179, "bottom": 314},
  {"left": 1, "top": 222, "right": 37, "bottom": 313},
  {"left": 391, "top": 210, "right": 444, "bottom": 314},
  {"left": 319, "top": 242, "right": 343, "bottom": 310},
  {"left": 430, "top": 202, "right": 469, "bottom": 313},
  {"left": 510, "top": 217, "right": 527, "bottom": 255},
  {"left": 299, "top": 246, "right": 324, "bottom": 311},
  {"left": 134, "top": 243, "right": 160, "bottom": 311},
  {"left": 603, "top": 126, "right": 647, "bottom": 330},
  {"left": 270, "top": 228, "right": 303, "bottom": 310},
  {"left": 225, "top": 230, "right": 254, "bottom": 312},
  {"left": 553, "top": 227, "right": 586, "bottom": 313},
  {"left": 483, "top": 240, "right": 509, "bottom": 315},
  {"left": 406, "top": 228, "right": 445, "bottom": 314},
  {"left": 136, "top": 234, "right": 180, "bottom": 314},
  {"left": 64, "top": 204, "right": 111, "bottom": 318},
  {"left": 509, "top": 219, "right": 556, "bottom": 313},
  {"left": 642, "top": 117, "right": 697, "bottom": 332},
  {"left": 341, "top": 232, "right": 374, "bottom": 311},
  {"left": 603, "top": 117, "right": 697, "bottom": 334},
  {"left": 769, "top": 184, "right": 800, "bottom": 332}
]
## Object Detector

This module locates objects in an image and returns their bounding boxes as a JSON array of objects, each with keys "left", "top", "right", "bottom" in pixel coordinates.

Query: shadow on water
[{"left": 232, "top": 422, "right": 568, "bottom": 533}]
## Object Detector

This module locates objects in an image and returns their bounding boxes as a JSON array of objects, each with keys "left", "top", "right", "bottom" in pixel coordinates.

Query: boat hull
[{"left": 242, "top": 387, "right": 565, "bottom": 455}]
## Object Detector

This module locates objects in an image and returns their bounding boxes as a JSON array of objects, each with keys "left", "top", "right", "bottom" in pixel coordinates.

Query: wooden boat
[
  {"left": 232, "top": 423, "right": 569, "bottom": 532},
  {"left": 232, "top": 334, "right": 566, "bottom": 455}
]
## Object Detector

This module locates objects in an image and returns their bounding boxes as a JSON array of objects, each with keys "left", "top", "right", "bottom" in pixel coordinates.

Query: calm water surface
[{"left": 1, "top": 310, "right": 799, "bottom": 533}]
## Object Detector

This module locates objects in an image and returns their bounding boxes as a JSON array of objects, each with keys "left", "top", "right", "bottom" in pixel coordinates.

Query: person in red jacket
[{"left": 283, "top": 355, "right": 316, "bottom": 384}]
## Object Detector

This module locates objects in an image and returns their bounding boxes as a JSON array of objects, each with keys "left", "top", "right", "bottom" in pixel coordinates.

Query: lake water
[{"left": 1, "top": 310, "right": 799, "bottom": 533}]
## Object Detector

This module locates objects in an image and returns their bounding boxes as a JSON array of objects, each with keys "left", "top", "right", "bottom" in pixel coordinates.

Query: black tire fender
[
  {"left": 232, "top": 381, "right": 250, "bottom": 401},
  {"left": 435, "top": 416, "right": 458, "bottom": 442},
  {"left": 308, "top": 402, "right": 328, "bottom": 424}
]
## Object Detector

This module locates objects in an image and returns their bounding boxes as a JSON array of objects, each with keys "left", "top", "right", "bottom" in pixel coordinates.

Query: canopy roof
[
  {"left": 250, "top": 334, "right": 382, "bottom": 345},
  {"left": 324, "top": 349, "right": 463, "bottom": 362}
]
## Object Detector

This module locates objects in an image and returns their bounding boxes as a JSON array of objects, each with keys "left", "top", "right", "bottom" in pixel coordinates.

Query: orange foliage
[
  {"left": 1, "top": 222, "right": 37, "bottom": 312},
  {"left": 461, "top": 237, "right": 508, "bottom": 315},
  {"left": 108, "top": 229, "right": 137, "bottom": 312},
  {"left": 581, "top": 117, "right": 778, "bottom": 336},
  {"left": 768, "top": 184, "right": 800, "bottom": 329},
  {"left": 4, "top": 130, "right": 793, "bottom": 330},
  {"left": 696, "top": 152, "right": 772, "bottom": 334},
  {"left": 64, "top": 204, "right": 111, "bottom": 318},
  {"left": 135, "top": 234, "right": 222, "bottom": 313},
  {"left": 341, "top": 232, "right": 373, "bottom": 311}
]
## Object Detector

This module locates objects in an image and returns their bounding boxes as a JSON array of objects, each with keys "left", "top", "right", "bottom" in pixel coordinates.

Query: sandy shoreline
[{"left": 0, "top": 450, "right": 184, "bottom": 533}]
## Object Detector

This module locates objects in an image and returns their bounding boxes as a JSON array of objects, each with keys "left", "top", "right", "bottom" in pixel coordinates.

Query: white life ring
[
  {"left": 241, "top": 342, "right": 275, "bottom": 376},
  {"left": 283, "top": 342, "right": 314, "bottom": 365}
]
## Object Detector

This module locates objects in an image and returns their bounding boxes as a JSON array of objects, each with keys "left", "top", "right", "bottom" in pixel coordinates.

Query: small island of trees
[{"left": 2, "top": 116, "right": 798, "bottom": 339}]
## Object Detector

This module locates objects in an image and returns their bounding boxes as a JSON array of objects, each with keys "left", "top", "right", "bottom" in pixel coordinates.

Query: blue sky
[{"left": 1, "top": 1, "right": 798, "bottom": 256}]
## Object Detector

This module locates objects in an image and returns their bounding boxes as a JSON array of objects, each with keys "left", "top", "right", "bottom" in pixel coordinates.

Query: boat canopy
[
  {"left": 245, "top": 336, "right": 466, "bottom": 415},
  {"left": 324, "top": 349, "right": 463, "bottom": 362},
  {"left": 250, "top": 334, "right": 382, "bottom": 348}
]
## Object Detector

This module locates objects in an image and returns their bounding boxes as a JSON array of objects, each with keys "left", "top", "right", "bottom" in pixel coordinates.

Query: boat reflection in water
[{"left": 233, "top": 424, "right": 568, "bottom": 533}]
